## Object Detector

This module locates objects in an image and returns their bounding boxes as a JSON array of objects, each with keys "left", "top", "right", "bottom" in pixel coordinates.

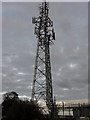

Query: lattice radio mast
[{"left": 31, "top": 2, "right": 55, "bottom": 117}]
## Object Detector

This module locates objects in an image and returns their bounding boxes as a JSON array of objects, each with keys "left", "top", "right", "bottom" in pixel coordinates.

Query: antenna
[{"left": 31, "top": 1, "right": 55, "bottom": 118}]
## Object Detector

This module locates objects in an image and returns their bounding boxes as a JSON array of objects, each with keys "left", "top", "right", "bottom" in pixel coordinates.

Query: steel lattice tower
[{"left": 31, "top": 2, "right": 55, "bottom": 117}]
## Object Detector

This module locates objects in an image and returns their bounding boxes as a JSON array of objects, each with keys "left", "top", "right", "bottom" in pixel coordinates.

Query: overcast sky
[
  {"left": 2, "top": 2, "right": 88, "bottom": 101},
  {"left": 1, "top": 0, "right": 89, "bottom": 2}
]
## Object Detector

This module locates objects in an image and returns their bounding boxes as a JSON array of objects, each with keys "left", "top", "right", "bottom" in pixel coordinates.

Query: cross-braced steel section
[{"left": 31, "top": 2, "right": 55, "bottom": 117}]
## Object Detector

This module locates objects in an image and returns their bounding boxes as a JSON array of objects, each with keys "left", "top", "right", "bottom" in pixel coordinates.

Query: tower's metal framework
[{"left": 31, "top": 2, "right": 55, "bottom": 117}]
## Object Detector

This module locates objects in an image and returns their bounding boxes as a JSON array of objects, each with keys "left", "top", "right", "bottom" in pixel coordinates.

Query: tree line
[{"left": 1, "top": 91, "right": 49, "bottom": 120}]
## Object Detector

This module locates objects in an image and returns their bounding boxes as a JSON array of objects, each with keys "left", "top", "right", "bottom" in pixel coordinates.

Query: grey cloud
[{"left": 2, "top": 2, "right": 88, "bottom": 101}]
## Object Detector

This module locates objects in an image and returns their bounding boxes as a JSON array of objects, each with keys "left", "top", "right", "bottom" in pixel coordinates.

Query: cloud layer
[{"left": 2, "top": 2, "right": 88, "bottom": 101}]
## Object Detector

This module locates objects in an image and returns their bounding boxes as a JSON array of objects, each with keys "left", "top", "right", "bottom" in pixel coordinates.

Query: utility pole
[
  {"left": 31, "top": 2, "right": 55, "bottom": 118},
  {"left": 62, "top": 102, "right": 64, "bottom": 117}
]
